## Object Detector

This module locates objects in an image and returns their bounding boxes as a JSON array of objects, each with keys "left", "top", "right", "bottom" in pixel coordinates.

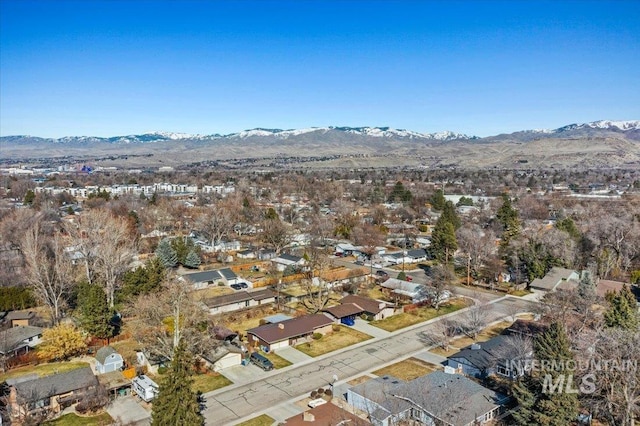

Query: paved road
[{"left": 203, "top": 296, "right": 536, "bottom": 425}]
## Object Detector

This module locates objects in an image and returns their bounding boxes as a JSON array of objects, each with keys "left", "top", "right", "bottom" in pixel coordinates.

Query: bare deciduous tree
[
  {"left": 462, "top": 301, "right": 490, "bottom": 339},
  {"left": 261, "top": 218, "right": 292, "bottom": 254},
  {"left": 22, "top": 223, "right": 74, "bottom": 325}
]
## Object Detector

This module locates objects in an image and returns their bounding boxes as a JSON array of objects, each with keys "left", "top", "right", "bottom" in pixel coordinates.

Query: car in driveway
[
  {"left": 249, "top": 352, "right": 274, "bottom": 371},
  {"left": 230, "top": 284, "right": 242, "bottom": 290},
  {"left": 238, "top": 282, "right": 248, "bottom": 289},
  {"left": 375, "top": 270, "right": 389, "bottom": 278},
  {"left": 341, "top": 317, "right": 355, "bottom": 326},
  {"left": 354, "top": 260, "right": 365, "bottom": 266}
]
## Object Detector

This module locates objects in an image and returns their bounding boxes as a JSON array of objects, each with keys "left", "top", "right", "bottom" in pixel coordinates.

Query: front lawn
[
  {"left": 261, "top": 351, "right": 292, "bottom": 369},
  {"left": 191, "top": 372, "right": 233, "bottom": 393},
  {"left": 372, "top": 357, "right": 439, "bottom": 381},
  {"left": 429, "top": 320, "right": 515, "bottom": 356},
  {"left": 0, "top": 361, "right": 89, "bottom": 383},
  {"left": 295, "top": 325, "right": 372, "bottom": 357},
  {"left": 509, "top": 289, "right": 532, "bottom": 297},
  {"left": 43, "top": 412, "right": 113, "bottom": 426},
  {"left": 237, "top": 413, "right": 275, "bottom": 426},
  {"left": 370, "top": 298, "right": 470, "bottom": 332}
]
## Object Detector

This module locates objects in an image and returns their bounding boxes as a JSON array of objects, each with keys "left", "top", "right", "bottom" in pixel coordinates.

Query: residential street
[{"left": 203, "top": 296, "right": 538, "bottom": 425}]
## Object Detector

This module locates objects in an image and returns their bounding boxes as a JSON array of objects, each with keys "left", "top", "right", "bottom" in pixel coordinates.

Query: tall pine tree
[
  {"left": 156, "top": 238, "right": 178, "bottom": 268},
  {"left": 604, "top": 284, "right": 639, "bottom": 331},
  {"left": 497, "top": 193, "right": 520, "bottom": 246},
  {"left": 512, "top": 322, "right": 578, "bottom": 425},
  {"left": 151, "top": 341, "right": 204, "bottom": 426},
  {"left": 76, "top": 282, "right": 113, "bottom": 339}
]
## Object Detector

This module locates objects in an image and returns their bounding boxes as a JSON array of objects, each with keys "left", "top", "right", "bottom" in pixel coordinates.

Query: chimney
[
  {"left": 303, "top": 412, "right": 315, "bottom": 422},
  {"left": 471, "top": 343, "right": 481, "bottom": 350},
  {"left": 278, "top": 323, "right": 284, "bottom": 330}
]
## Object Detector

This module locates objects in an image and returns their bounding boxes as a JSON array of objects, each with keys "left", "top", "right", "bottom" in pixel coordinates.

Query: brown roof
[
  {"left": 340, "top": 295, "right": 391, "bottom": 314},
  {"left": 506, "top": 319, "right": 548, "bottom": 338},
  {"left": 283, "top": 402, "right": 370, "bottom": 426},
  {"left": 596, "top": 279, "right": 626, "bottom": 298},
  {"left": 323, "top": 303, "right": 364, "bottom": 319},
  {"left": 247, "top": 314, "right": 333, "bottom": 344}
]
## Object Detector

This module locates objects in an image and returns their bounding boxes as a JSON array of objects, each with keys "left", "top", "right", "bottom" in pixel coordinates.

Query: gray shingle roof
[
  {"left": 13, "top": 367, "right": 98, "bottom": 401},
  {"left": 204, "top": 288, "right": 276, "bottom": 309},
  {"left": 219, "top": 268, "right": 237, "bottom": 280},
  {"left": 183, "top": 270, "right": 222, "bottom": 284},
  {"left": 0, "top": 326, "right": 43, "bottom": 354},
  {"left": 447, "top": 335, "right": 518, "bottom": 371},
  {"left": 95, "top": 346, "right": 119, "bottom": 365},
  {"left": 278, "top": 253, "right": 302, "bottom": 262}
]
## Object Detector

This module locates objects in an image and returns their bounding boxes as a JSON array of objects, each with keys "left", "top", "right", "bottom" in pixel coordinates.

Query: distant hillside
[{"left": 1, "top": 120, "right": 639, "bottom": 169}]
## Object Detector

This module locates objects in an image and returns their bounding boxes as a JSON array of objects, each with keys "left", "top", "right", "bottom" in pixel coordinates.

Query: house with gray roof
[
  {"left": 347, "top": 372, "right": 507, "bottom": 426},
  {"left": 182, "top": 267, "right": 240, "bottom": 289},
  {"left": 529, "top": 267, "right": 579, "bottom": 291},
  {"left": 272, "top": 253, "right": 306, "bottom": 271},
  {"left": 0, "top": 325, "right": 43, "bottom": 357},
  {"left": 95, "top": 346, "right": 124, "bottom": 374},
  {"left": 204, "top": 288, "right": 277, "bottom": 314},
  {"left": 7, "top": 367, "right": 98, "bottom": 419}
]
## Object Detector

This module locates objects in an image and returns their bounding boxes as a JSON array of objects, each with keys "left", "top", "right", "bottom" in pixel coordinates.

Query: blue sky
[{"left": 1, "top": 0, "right": 639, "bottom": 138}]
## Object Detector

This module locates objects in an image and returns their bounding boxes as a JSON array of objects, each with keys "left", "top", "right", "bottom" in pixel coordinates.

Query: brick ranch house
[{"left": 247, "top": 314, "right": 333, "bottom": 352}]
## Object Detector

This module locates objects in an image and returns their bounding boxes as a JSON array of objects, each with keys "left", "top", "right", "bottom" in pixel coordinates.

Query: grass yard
[
  {"left": 110, "top": 338, "right": 142, "bottom": 366},
  {"left": 236, "top": 414, "right": 276, "bottom": 426},
  {"left": 191, "top": 286, "right": 235, "bottom": 301},
  {"left": 372, "top": 358, "right": 439, "bottom": 381},
  {"left": 0, "top": 361, "right": 89, "bottom": 383},
  {"left": 191, "top": 372, "right": 233, "bottom": 393},
  {"left": 370, "top": 298, "right": 470, "bottom": 332},
  {"left": 43, "top": 412, "right": 113, "bottom": 426},
  {"left": 430, "top": 320, "right": 515, "bottom": 356},
  {"left": 347, "top": 375, "right": 374, "bottom": 386},
  {"left": 361, "top": 286, "right": 389, "bottom": 301},
  {"left": 295, "top": 325, "right": 372, "bottom": 357},
  {"left": 261, "top": 351, "right": 292, "bottom": 369},
  {"left": 509, "top": 289, "right": 532, "bottom": 297}
]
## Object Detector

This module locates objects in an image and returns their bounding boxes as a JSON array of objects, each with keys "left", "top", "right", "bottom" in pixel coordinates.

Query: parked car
[
  {"left": 354, "top": 260, "right": 364, "bottom": 266},
  {"left": 341, "top": 317, "right": 355, "bottom": 326},
  {"left": 238, "top": 282, "right": 248, "bottom": 289},
  {"left": 375, "top": 270, "right": 389, "bottom": 277},
  {"left": 250, "top": 352, "right": 274, "bottom": 371},
  {"left": 230, "top": 284, "right": 242, "bottom": 290},
  {"left": 405, "top": 276, "right": 413, "bottom": 282}
]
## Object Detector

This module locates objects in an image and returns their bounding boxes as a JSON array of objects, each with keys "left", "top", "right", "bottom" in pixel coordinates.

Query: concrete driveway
[
  {"left": 220, "top": 363, "right": 267, "bottom": 384},
  {"left": 107, "top": 396, "right": 151, "bottom": 426},
  {"left": 351, "top": 318, "right": 390, "bottom": 338},
  {"left": 274, "top": 346, "right": 313, "bottom": 364},
  {"left": 413, "top": 350, "right": 447, "bottom": 366}
]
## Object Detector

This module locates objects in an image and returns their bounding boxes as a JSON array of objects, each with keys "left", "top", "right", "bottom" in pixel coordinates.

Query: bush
[
  {"left": 317, "top": 388, "right": 325, "bottom": 395},
  {"left": 324, "top": 389, "right": 333, "bottom": 397},
  {"left": 312, "top": 332, "right": 323, "bottom": 340},
  {"left": 332, "top": 324, "right": 341, "bottom": 332},
  {"left": 310, "top": 391, "right": 317, "bottom": 398},
  {"left": 157, "top": 366, "right": 168, "bottom": 375}
]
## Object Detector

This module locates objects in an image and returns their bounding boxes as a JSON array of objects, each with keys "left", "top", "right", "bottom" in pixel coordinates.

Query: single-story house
[
  {"left": 505, "top": 319, "right": 548, "bottom": 338},
  {"left": 405, "top": 248, "right": 428, "bottom": 263},
  {"left": 347, "top": 372, "right": 507, "bottom": 426},
  {"left": 247, "top": 314, "right": 334, "bottom": 352},
  {"left": 272, "top": 253, "right": 306, "bottom": 272},
  {"left": 236, "top": 249, "right": 257, "bottom": 259},
  {"left": 212, "top": 325, "right": 239, "bottom": 341},
  {"left": 282, "top": 400, "right": 371, "bottom": 426},
  {"left": 322, "top": 303, "right": 364, "bottom": 324},
  {"left": 204, "top": 288, "right": 277, "bottom": 315},
  {"left": 379, "top": 279, "right": 430, "bottom": 303},
  {"left": 340, "top": 295, "right": 395, "bottom": 321},
  {"left": 3, "top": 310, "right": 36, "bottom": 328},
  {"left": 95, "top": 346, "right": 124, "bottom": 374},
  {"left": 182, "top": 267, "right": 240, "bottom": 289},
  {"left": 529, "top": 267, "right": 579, "bottom": 292},
  {"left": 0, "top": 325, "right": 44, "bottom": 357},
  {"left": 7, "top": 367, "right": 99, "bottom": 419},
  {"left": 257, "top": 248, "right": 277, "bottom": 260},
  {"left": 201, "top": 343, "right": 243, "bottom": 372},
  {"left": 447, "top": 334, "right": 532, "bottom": 379},
  {"left": 214, "top": 240, "right": 242, "bottom": 252},
  {"left": 262, "top": 314, "right": 294, "bottom": 324}
]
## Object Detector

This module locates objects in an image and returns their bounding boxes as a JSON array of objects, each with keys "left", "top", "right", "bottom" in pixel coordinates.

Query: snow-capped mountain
[
  {"left": 554, "top": 120, "right": 640, "bottom": 133},
  {"left": 224, "top": 126, "right": 473, "bottom": 141}
]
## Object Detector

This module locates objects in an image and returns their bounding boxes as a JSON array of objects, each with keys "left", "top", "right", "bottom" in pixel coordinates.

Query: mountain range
[{"left": 1, "top": 120, "right": 639, "bottom": 169}]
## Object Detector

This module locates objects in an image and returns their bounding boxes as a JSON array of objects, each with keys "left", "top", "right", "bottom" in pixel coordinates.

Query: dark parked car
[
  {"left": 230, "top": 284, "right": 242, "bottom": 290},
  {"left": 375, "top": 270, "right": 389, "bottom": 277},
  {"left": 354, "top": 260, "right": 365, "bottom": 266},
  {"left": 341, "top": 317, "right": 355, "bottom": 326},
  {"left": 250, "top": 352, "right": 274, "bottom": 371},
  {"left": 239, "top": 282, "right": 248, "bottom": 289}
]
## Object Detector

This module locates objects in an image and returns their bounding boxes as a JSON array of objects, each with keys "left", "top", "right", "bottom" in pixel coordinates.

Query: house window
[{"left": 245, "top": 301, "right": 250, "bottom": 307}]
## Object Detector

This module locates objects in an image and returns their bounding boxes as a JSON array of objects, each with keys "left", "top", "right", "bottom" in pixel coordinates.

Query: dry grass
[
  {"left": 43, "top": 412, "right": 113, "bottom": 426},
  {"left": 430, "top": 320, "right": 518, "bottom": 356},
  {"left": 295, "top": 325, "right": 372, "bottom": 357},
  {"left": 0, "top": 361, "right": 89, "bottom": 383},
  {"left": 191, "top": 372, "right": 233, "bottom": 393},
  {"left": 361, "top": 286, "right": 390, "bottom": 301},
  {"left": 370, "top": 299, "right": 470, "bottom": 332},
  {"left": 236, "top": 414, "right": 275, "bottom": 426},
  {"left": 372, "top": 358, "right": 439, "bottom": 381},
  {"left": 261, "top": 351, "right": 292, "bottom": 369},
  {"left": 347, "top": 375, "right": 374, "bottom": 386},
  {"left": 110, "top": 338, "right": 142, "bottom": 366},
  {"left": 191, "top": 286, "right": 235, "bottom": 301}
]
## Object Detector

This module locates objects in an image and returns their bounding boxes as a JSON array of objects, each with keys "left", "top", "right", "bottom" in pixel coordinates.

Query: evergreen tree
[
  {"left": 555, "top": 217, "right": 581, "bottom": 240},
  {"left": 156, "top": 238, "right": 178, "bottom": 268},
  {"left": 512, "top": 322, "right": 578, "bottom": 425},
  {"left": 388, "top": 181, "right": 413, "bottom": 203},
  {"left": 183, "top": 250, "right": 201, "bottom": 269},
  {"left": 577, "top": 270, "right": 596, "bottom": 301},
  {"left": 76, "top": 282, "right": 113, "bottom": 339},
  {"left": 497, "top": 193, "right": 520, "bottom": 246},
  {"left": 23, "top": 189, "right": 35, "bottom": 205},
  {"left": 151, "top": 341, "right": 204, "bottom": 426},
  {"left": 431, "top": 219, "right": 457, "bottom": 264},
  {"left": 604, "top": 285, "right": 639, "bottom": 331},
  {"left": 430, "top": 189, "right": 446, "bottom": 211},
  {"left": 120, "top": 258, "right": 165, "bottom": 301},
  {"left": 440, "top": 201, "right": 461, "bottom": 230}
]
